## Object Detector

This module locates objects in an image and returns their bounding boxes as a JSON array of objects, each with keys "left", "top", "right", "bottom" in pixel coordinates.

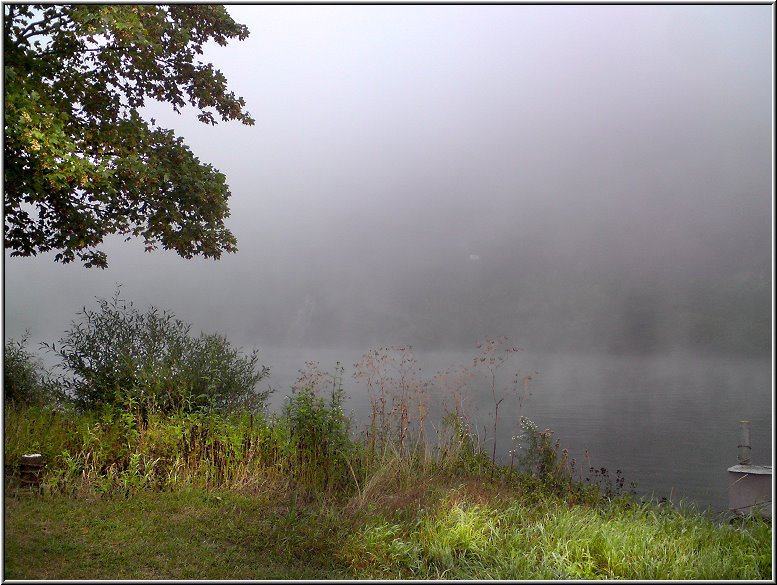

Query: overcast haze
[{"left": 3, "top": 5, "right": 773, "bottom": 359}]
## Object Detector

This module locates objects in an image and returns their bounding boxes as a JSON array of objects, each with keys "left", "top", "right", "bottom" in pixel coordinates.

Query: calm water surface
[{"left": 259, "top": 346, "right": 772, "bottom": 513}]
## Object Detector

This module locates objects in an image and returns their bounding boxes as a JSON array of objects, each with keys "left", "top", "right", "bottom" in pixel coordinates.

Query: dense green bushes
[
  {"left": 44, "top": 289, "right": 269, "bottom": 413},
  {"left": 3, "top": 335, "right": 60, "bottom": 407}
]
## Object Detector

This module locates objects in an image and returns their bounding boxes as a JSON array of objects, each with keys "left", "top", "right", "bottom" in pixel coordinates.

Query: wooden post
[
  {"left": 738, "top": 420, "right": 751, "bottom": 465},
  {"left": 20, "top": 454, "right": 45, "bottom": 488}
]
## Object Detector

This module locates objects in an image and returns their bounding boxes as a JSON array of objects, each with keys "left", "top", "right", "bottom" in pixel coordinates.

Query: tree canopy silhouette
[{"left": 4, "top": 4, "right": 254, "bottom": 268}]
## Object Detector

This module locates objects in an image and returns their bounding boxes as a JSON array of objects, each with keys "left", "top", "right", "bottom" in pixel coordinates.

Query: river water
[{"left": 258, "top": 346, "right": 772, "bottom": 514}]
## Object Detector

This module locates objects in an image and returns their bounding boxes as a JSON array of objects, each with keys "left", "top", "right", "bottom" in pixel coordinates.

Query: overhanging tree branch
[{"left": 4, "top": 4, "right": 253, "bottom": 268}]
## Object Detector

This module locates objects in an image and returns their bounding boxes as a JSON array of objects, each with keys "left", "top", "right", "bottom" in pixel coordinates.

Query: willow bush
[{"left": 46, "top": 288, "right": 270, "bottom": 414}]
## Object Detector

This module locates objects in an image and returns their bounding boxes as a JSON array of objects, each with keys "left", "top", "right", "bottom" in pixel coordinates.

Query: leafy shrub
[
  {"left": 514, "top": 416, "right": 575, "bottom": 495},
  {"left": 3, "top": 335, "right": 59, "bottom": 407},
  {"left": 47, "top": 288, "right": 270, "bottom": 414},
  {"left": 283, "top": 363, "right": 355, "bottom": 496}
]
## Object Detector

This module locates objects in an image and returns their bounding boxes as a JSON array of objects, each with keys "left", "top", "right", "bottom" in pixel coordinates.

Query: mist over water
[{"left": 3, "top": 6, "right": 773, "bottom": 512}]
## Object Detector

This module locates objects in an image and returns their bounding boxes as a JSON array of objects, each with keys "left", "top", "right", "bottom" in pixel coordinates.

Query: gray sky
[{"left": 3, "top": 5, "right": 773, "bottom": 359}]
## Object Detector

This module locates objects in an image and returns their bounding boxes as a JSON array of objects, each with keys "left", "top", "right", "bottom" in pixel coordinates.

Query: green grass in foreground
[
  {"left": 4, "top": 488, "right": 349, "bottom": 580},
  {"left": 3, "top": 391, "right": 772, "bottom": 580},
  {"left": 343, "top": 494, "right": 772, "bottom": 580},
  {"left": 4, "top": 484, "right": 771, "bottom": 580}
]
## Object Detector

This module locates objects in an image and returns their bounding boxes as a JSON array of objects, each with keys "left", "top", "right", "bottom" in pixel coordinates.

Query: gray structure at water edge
[
  {"left": 727, "top": 465, "right": 772, "bottom": 518},
  {"left": 727, "top": 421, "right": 772, "bottom": 518}
]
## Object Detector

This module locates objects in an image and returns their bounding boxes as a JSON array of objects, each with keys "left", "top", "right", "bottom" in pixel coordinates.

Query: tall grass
[{"left": 5, "top": 403, "right": 291, "bottom": 497}]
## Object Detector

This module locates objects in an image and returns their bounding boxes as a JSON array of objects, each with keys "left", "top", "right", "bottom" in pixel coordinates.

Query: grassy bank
[
  {"left": 4, "top": 484, "right": 771, "bottom": 580},
  {"left": 3, "top": 403, "right": 772, "bottom": 580}
]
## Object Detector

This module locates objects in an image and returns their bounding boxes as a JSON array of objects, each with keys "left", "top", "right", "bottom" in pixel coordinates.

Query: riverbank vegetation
[
  {"left": 3, "top": 294, "right": 772, "bottom": 580},
  {"left": 5, "top": 386, "right": 771, "bottom": 580}
]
